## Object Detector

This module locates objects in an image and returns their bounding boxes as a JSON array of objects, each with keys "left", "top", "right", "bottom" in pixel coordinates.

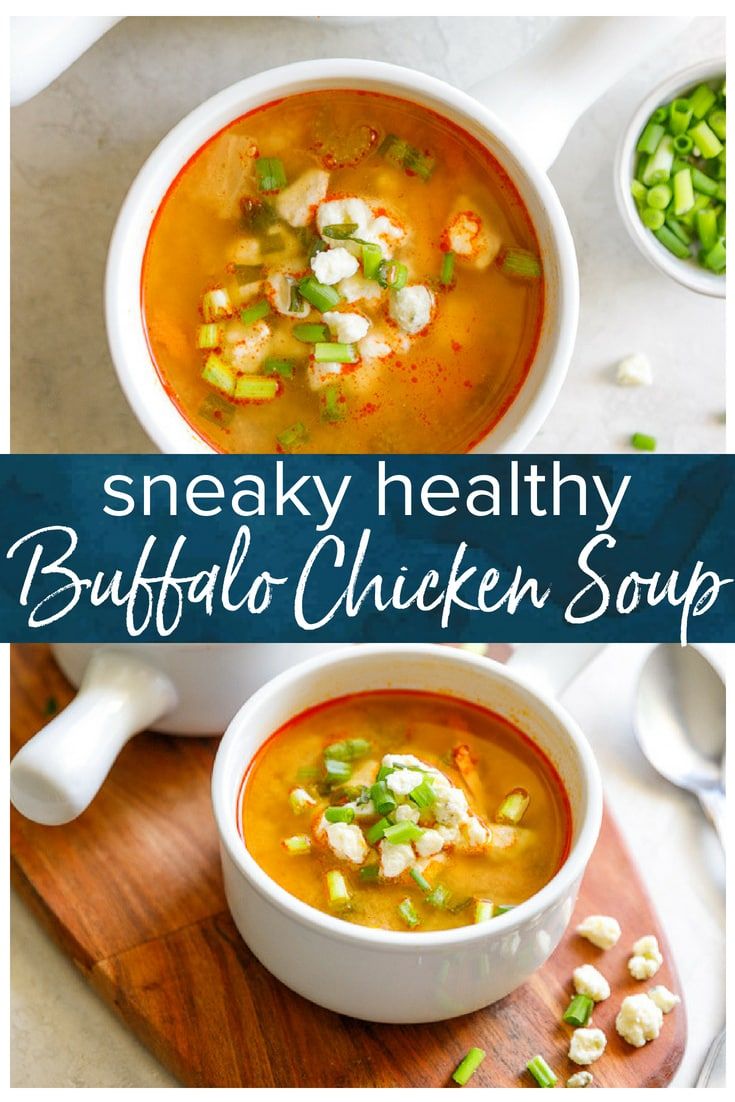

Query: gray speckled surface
[{"left": 10, "top": 15, "right": 725, "bottom": 454}]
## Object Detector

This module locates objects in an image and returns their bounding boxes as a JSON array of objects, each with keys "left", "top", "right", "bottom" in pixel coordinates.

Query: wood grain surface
[{"left": 10, "top": 644, "right": 687, "bottom": 1087}]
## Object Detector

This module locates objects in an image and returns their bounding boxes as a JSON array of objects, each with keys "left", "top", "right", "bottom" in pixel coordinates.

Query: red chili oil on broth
[
  {"left": 142, "top": 90, "right": 545, "bottom": 454},
  {"left": 241, "top": 691, "right": 571, "bottom": 932}
]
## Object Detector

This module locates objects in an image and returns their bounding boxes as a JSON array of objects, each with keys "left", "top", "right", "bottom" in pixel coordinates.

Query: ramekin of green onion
[{"left": 615, "top": 59, "right": 725, "bottom": 297}]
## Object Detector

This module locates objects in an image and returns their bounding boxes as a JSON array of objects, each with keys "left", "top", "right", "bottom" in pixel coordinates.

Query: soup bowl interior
[
  {"left": 106, "top": 59, "right": 578, "bottom": 455},
  {"left": 212, "top": 644, "right": 601, "bottom": 1022}
]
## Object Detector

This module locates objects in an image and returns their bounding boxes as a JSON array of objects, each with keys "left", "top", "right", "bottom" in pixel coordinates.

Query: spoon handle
[
  {"left": 696, "top": 1026, "right": 726, "bottom": 1087},
  {"left": 698, "top": 787, "right": 726, "bottom": 851}
]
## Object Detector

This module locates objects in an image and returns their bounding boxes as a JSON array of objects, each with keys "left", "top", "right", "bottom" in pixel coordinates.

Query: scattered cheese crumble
[
  {"left": 568, "top": 1027, "right": 607, "bottom": 1066},
  {"left": 573, "top": 963, "right": 611, "bottom": 1002},
  {"left": 616, "top": 352, "right": 653, "bottom": 387},
  {"left": 628, "top": 934, "right": 663, "bottom": 980},
  {"left": 648, "top": 985, "right": 680, "bottom": 1014},
  {"left": 566, "top": 1071, "right": 594, "bottom": 1088},
  {"left": 615, "top": 993, "right": 663, "bottom": 1047},
  {"left": 576, "top": 914, "right": 621, "bottom": 950}
]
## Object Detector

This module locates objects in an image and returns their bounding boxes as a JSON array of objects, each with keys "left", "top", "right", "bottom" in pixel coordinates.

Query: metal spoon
[
  {"left": 634, "top": 645, "right": 726, "bottom": 1087},
  {"left": 634, "top": 645, "right": 725, "bottom": 848}
]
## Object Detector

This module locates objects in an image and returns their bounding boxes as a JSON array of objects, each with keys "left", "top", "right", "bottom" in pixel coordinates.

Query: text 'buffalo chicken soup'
[
  {"left": 142, "top": 90, "right": 545, "bottom": 453},
  {"left": 241, "top": 692, "right": 571, "bottom": 931}
]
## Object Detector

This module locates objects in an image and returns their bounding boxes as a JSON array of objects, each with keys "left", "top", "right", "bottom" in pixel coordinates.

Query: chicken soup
[
  {"left": 142, "top": 90, "right": 544, "bottom": 453},
  {"left": 241, "top": 691, "right": 571, "bottom": 932}
]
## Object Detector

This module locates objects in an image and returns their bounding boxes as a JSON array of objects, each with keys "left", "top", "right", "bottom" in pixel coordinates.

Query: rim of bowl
[
  {"left": 211, "top": 643, "right": 603, "bottom": 953},
  {"left": 105, "top": 57, "right": 579, "bottom": 456},
  {"left": 614, "top": 57, "right": 726, "bottom": 299}
]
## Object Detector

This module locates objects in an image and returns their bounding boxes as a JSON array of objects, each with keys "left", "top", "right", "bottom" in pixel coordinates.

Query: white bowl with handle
[
  {"left": 106, "top": 18, "right": 686, "bottom": 454},
  {"left": 212, "top": 643, "right": 603, "bottom": 1023}
]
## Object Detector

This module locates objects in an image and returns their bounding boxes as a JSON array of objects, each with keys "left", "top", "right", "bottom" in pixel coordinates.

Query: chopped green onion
[
  {"left": 426, "top": 884, "right": 451, "bottom": 909},
  {"left": 672, "top": 167, "right": 695, "bottom": 216},
  {"left": 689, "top": 82, "right": 717, "bottom": 120},
  {"left": 282, "top": 835, "right": 311, "bottom": 855},
  {"left": 668, "top": 98, "right": 693, "bottom": 135},
  {"left": 631, "top": 431, "right": 657, "bottom": 452},
  {"left": 325, "top": 869, "right": 350, "bottom": 909},
  {"left": 630, "top": 179, "right": 648, "bottom": 208},
  {"left": 296, "top": 765, "right": 320, "bottom": 781},
  {"left": 688, "top": 119, "right": 723, "bottom": 159},
  {"left": 409, "top": 867, "right": 431, "bottom": 892},
  {"left": 500, "top": 247, "right": 542, "bottom": 279},
  {"left": 324, "top": 758, "right": 352, "bottom": 786},
  {"left": 452, "top": 1048, "right": 486, "bottom": 1087},
  {"left": 324, "top": 738, "right": 371, "bottom": 761},
  {"left": 314, "top": 342, "right": 357, "bottom": 364},
  {"left": 298, "top": 275, "right": 342, "bottom": 312},
  {"left": 642, "top": 134, "right": 675, "bottom": 185},
  {"left": 377, "top": 259, "right": 408, "bottom": 290},
  {"left": 665, "top": 216, "right": 691, "bottom": 245},
  {"left": 376, "top": 764, "right": 395, "bottom": 782},
  {"left": 690, "top": 165, "right": 720, "bottom": 197},
  {"left": 707, "top": 107, "right": 727, "bottom": 142},
  {"left": 383, "top": 821, "right": 423, "bottom": 845},
  {"left": 202, "top": 287, "right": 232, "bottom": 322},
  {"left": 696, "top": 208, "right": 719, "bottom": 252},
  {"left": 262, "top": 357, "right": 295, "bottom": 379},
  {"left": 201, "top": 353, "right": 236, "bottom": 395},
  {"left": 325, "top": 805, "right": 356, "bottom": 824},
  {"left": 289, "top": 787, "right": 316, "bottom": 815},
  {"left": 672, "top": 133, "right": 694, "bottom": 155},
  {"left": 646, "top": 184, "right": 671, "bottom": 210},
  {"left": 397, "top": 898, "right": 420, "bottom": 928},
  {"left": 702, "top": 237, "right": 726, "bottom": 272},
  {"left": 359, "top": 863, "right": 380, "bottom": 881},
  {"left": 448, "top": 896, "right": 473, "bottom": 915},
  {"left": 650, "top": 105, "right": 669, "bottom": 124},
  {"left": 440, "top": 250, "right": 456, "bottom": 286},
  {"left": 255, "top": 156, "right": 287, "bottom": 193},
  {"left": 654, "top": 223, "right": 691, "bottom": 259},
  {"left": 361, "top": 241, "right": 383, "bottom": 280},
  {"left": 322, "top": 223, "right": 359, "bottom": 239},
  {"left": 366, "top": 818, "right": 392, "bottom": 845},
  {"left": 527, "top": 1055, "right": 557, "bottom": 1088},
  {"left": 240, "top": 197, "right": 278, "bottom": 233},
  {"left": 563, "top": 994, "right": 594, "bottom": 1028},
  {"left": 370, "top": 781, "right": 397, "bottom": 816},
  {"left": 322, "top": 384, "right": 345, "bottom": 423},
  {"left": 197, "top": 323, "right": 221, "bottom": 349},
  {"left": 474, "top": 899, "right": 494, "bottom": 923},
  {"left": 494, "top": 904, "right": 515, "bottom": 915},
  {"left": 641, "top": 207, "right": 664, "bottom": 230},
  {"left": 293, "top": 322, "right": 330, "bottom": 344},
  {"left": 234, "top": 375, "right": 279, "bottom": 401},
  {"left": 496, "top": 787, "right": 530, "bottom": 825},
  {"left": 636, "top": 120, "right": 665, "bottom": 155},
  {"left": 277, "top": 421, "right": 308, "bottom": 451},
  {"left": 379, "top": 133, "right": 435, "bottom": 180},
  {"left": 409, "top": 779, "right": 436, "bottom": 811},
  {"left": 240, "top": 299, "right": 270, "bottom": 325}
]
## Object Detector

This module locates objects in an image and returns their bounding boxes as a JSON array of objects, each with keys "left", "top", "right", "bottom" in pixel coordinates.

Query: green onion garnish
[
  {"left": 563, "top": 994, "right": 594, "bottom": 1028},
  {"left": 366, "top": 817, "right": 391, "bottom": 845},
  {"left": 642, "top": 133, "right": 675, "bottom": 185},
  {"left": 314, "top": 342, "right": 357, "bottom": 364},
  {"left": 673, "top": 133, "right": 694, "bottom": 155},
  {"left": 494, "top": 904, "right": 515, "bottom": 915},
  {"left": 376, "top": 764, "right": 395, "bottom": 782},
  {"left": 255, "top": 156, "right": 287, "bottom": 193},
  {"left": 673, "top": 167, "right": 695, "bottom": 216},
  {"left": 654, "top": 224, "right": 691, "bottom": 259},
  {"left": 397, "top": 898, "right": 420, "bottom": 928},
  {"left": 240, "top": 299, "right": 270, "bottom": 325},
  {"left": 233, "top": 375, "right": 279, "bottom": 401},
  {"left": 703, "top": 237, "right": 727, "bottom": 272},
  {"left": 452, "top": 1047, "right": 486, "bottom": 1087},
  {"left": 379, "top": 133, "right": 435, "bottom": 181},
  {"left": 324, "top": 738, "right": 371, "bottom": 761},
  {"left": 669, "top": 98, "right": 694, "bottom": 135},
  {"left": 409, "top": 867, "right": 431, "bottom": 893},
  {"left": 708, "top": 108, "right": 727, "bottom": 142},
  {"left": 262, "top": 357, "right": 295, "bottom": 379},
  {"left": 201, "top": 353, "right": 236, "bottom": 396},
  {"left": 448, "top": 896, "right": 473, "bottom": 915},
  {"left": 496, "top": 787, "right": 530, "bottom": 825},
  {"left": 277, "top": 421, "right": 308, "bottom": 451},
  {"left": 425, "top": 884, "right": 451, "bottom": 909},
  {"left": 296, "top": 765, "right": 319, "bottom": 780},
  {"left": 197, "top": 323, "right": 221, "bottom": 349},
  {"left": 409, "top": 779, "right": 436, "bottom": 811},
  {"left": 325, "top": 869, "right": 350, "bottom": 909},
  {"left": 641, "top": 207, "right": 665, "bottom": 231},
  {"left": 383, "top": 821, "right": 423, "bottom": 845},
  {"left": 288, "top": 787, "right": 315, "bottom": 815},
  {"left": 324, "top": 758, "right": 352, "bottom": 785},
  {"left": 361, "top": 241, "right": 383, "bottom": 280},
  {"left": 202, "top": 287, "right": 232, "bottom": 322},
  {"left": 359, "top": 863, "right": 380, "bottom": 881},
  {"left": 298, "top": 275, "right": 342, "bottom": 312},
  {"left": 322, "top": 223, "right": 359, "bottom": 239},
  {"left": 637, "top": 120, "right": 665, "bottom": 155},
  {"left": 322, "top": 384, "right": 344, "bottom": 423},
  {"left": 440, "top": 250, "right": 455, "bottom": 286},
  {"left": 500, "top": 248, "right": 542, "bottom": 279},
  {"left": 631, "top": 431, "right": 657, "bottom": 452},
  {"left": 377, "top": 259, "right": 408, "bottom": 291},
  {"left": 325, "top": 806, "right": 356, "bottom": 824},
  {"left": 370, "top": 781, "right": 397, "bottom": 817},
  {"left": 646, "top": 183, "right": 672, "bottom": 210},
  {"left": 474, "top": 899, "right": 494, "bottom": 924},
  {"left": 689, "top": 82, "right": 717, "bottom": 120},
  {"left": 282, "top": 835, "right": 311, "bottom": 855},
  {"left": 527, "top": 1054, "right": 557, "bottom": 1088},
  {"left": 293, "top": 322, "right": 330, "bottom": 343}
]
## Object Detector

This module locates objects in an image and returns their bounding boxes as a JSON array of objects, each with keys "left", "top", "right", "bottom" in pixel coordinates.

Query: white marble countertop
[
  {"left": 11, "top": 642, "right": 725, "bottom": 1087},
  {"left": 10, "top": 15, "right": 725, "bottom": 455}
]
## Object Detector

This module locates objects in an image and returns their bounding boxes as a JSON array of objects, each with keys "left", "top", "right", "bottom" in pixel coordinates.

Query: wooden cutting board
[{"left": 10, "top": 644, "right": 686, "bottom": 1088}]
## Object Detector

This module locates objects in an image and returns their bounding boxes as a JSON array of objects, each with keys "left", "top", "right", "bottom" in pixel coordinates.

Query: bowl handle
[
  {"left": 506, "top": 643, "right": 604, "bottom": 699},
  {"left": 470, "top": 16, "right": 690, "bottom": 171},
  {"left": 10, "top": 649, "right": 178, "bottom": 826}
]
